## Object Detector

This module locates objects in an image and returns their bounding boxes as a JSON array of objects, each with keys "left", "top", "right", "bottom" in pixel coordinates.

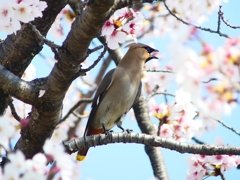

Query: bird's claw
[
  {"left": 124, "top": 129, "right": 133, "bottom": 133},
  {"left": 104, "top": 130, "right": 113, "bottom": 136}
]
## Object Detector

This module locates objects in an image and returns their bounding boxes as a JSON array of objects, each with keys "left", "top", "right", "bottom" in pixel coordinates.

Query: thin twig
[
  {"left": 163, "top": 0, "right": 229, "bottom": 38},
  {"left": 87, "top": 45, "right": 104, "bottom": 55},
  {"left": 147, "top": 91, "right": 175, "bottom": 101},
  {"left": 29, "top": 23, "right": 61, "bottom": 49},
  {"left": 211, "top": 116, "right": 240, "bottom": 136},
  {"left": 6, "top": 96, "right": 21, "bottom": 121},
  {"left": 157, "top": 122, "right": 161, "bottom": 136},
  {"left": 46, "top": 161, "right": 57, "bottom": 180},
  {"left": 146, "top": 85, "right": 160, "bottom": 101},
  {"left": 202, "top": 78, "right": 218, "bottom": 83},
  {"left": 162, "top": 90, "right": 168, "bottom": 104},
  {"left": 192, "top": 137, "right": 205, "bottom": 145},
  {"left": 219, "top": 6, "right": 240, "bottom": 29},
  {"left": 79, "top": 45, "right": 107, "bottom": 75},
  {"left": 144, "top": 69, "right": 174, "bottom": 73},
  {"left": 72, "top": 112, "right": 89, "bottom": 119},
  {"left": 217, "top": 5, "right": 221, "bottom": 33},
  {"left": 58, "top": 98, "right": 92, "bottom": 124}
]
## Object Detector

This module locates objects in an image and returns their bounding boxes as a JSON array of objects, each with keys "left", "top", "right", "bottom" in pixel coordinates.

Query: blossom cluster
[
  {"left": 187, "top": 138, "right": 239, "bottom": 180},
  {"left": 149, "top": 89, "right": 203, "bottom": 142},
  {"left": 168, "top": 35, "right": 239, "bottom": 131},
  {"left": 0, "top": 0, "right": 47, "bottom": 34},
  {"left": 2, "top": 151, "right": 47, "bottom": 179},
  {"left": 101, "top": 7, "right": 145, "bottom": 49},
  {"left": 1, "top": 140, "right": 80, "bottom": 180}
]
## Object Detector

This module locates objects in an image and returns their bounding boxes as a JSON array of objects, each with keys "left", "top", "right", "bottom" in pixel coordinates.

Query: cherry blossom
[
  {"left": 12, "top": 1, "right": 32, "bottom": 23},
  {"left": 0, "top": 117, "right": 15, "bottom": 139},
  {"left": 0, "top": 0, "right": 47, "bottom": 34},
  {"left": 150, "top": 89, "right": 202, "bottom": 142},
  {"left": 0, "top": 2, "right": 14, "bottom": 26},
  {"left": 43, "top": 139, "right": 75, "bottom": 179},
  {"left": 101, "top": 7, "right": 145, "bottom": 49},
  {"left": 101, "top": 19, "right": 115, "bottom": 36},
  {"left": 106, "top": 30, "right": 127, "bottom": 50},
  {"left": 186, "top": 138, "right": 240, "bottom": 180},
  {"left": 0, "top": 18, "right": 21, "bottom": 34}
]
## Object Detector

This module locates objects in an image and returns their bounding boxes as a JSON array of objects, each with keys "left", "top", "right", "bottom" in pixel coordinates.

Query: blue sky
[{"left": 0, "top": 1, "right": 240, "bottom": 180}]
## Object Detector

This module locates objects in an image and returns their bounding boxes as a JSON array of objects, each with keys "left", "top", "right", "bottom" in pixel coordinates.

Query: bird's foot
[
  {"left": 103, "top": 129, "right": 113, "bottom": 136},
  {"left": 102, "top": 123, "right": 113, "bottom": 135},
  {"left": 124, "top": 129, "right": 133, "bottom": 133},
  {"left": 117, "top": 124, "right": 133, "bottom": 133}
]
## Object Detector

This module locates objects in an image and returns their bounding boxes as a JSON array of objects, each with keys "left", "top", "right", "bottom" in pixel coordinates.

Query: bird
[{"left": 76, "top": 43, "right": 158, "bottom": 161}]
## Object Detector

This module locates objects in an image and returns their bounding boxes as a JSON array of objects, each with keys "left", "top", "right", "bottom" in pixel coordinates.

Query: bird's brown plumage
[{"left": 76, "top": 43, "right": 158, "bottom": 161}]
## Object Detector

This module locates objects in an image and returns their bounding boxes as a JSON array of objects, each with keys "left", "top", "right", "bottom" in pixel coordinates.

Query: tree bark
[
  {"left": 133, "top": 95, "right": 170, "bottom": 180},
  {"left": 13, "top": 0, "right": 116, "bottom": 158}
]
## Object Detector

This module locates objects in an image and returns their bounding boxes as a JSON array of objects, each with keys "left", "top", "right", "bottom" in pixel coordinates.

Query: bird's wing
[
  {"left": 83, "top": 69, "right": 115, "bottom": 136},
  {"left": 115, "top": 82, "right": 142, "bottom": 127},
  {"left": 132, "top": 82, "right": 142, "bottom": 107}
]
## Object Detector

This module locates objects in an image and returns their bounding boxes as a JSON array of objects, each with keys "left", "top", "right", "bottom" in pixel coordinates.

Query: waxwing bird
[{"left": 76, "top": 43, "right": 159, "bottom": 161}]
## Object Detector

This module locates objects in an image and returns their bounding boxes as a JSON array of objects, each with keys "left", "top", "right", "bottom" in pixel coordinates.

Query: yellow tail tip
[{"left": 76, "top": 154, "right": 86, "bottom": 161}]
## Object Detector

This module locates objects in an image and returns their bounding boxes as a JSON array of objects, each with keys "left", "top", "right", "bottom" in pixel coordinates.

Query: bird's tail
[
  {"left": 76, "top": 126, "right": 104, "bottom": 161},
  {"left": 76, "top": 148, "right": 89, "bottom": 161}
]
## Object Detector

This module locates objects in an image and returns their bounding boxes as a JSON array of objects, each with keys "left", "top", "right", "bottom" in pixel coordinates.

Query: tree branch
[
  {"left": 64, "top": 132, "right": 240, "bottom": 155},
  {"left": 147, "top": 90, "right": 175, "bottom": 101},
  {"left": 144, "top": 69, "right": 174, "bottom": 73},
  {"left": 163, "top": 0, "right": 229, "bottom": 38},
  {"left": 211, "top": 117, "right": 240, "bottom": 137},
  {"left": 6, "top": 96, "right": 22, "bottom": 121},
  {"left": 0, "top": 0, "right": 68, "bottom": 114},
  {"left": 113, "top": 0, "right": 156, "bottom": 10},
  {"left": 79, "top": 45, "right": 107, "bottom": 75},
  {"left": 0, "top": 64, "right": 39, "bottom": 106},
  {"left": 133, "top": 95, "right": 169, "bottom": 180},
  {"left": 219, "top": 6, "right": 240, "bottom": 29},
  {"left": 14, "top": 0, "right": 117, "bottom": 159},
  {"left": 59, "top": 98, "right": 92, "bottom": 124}
]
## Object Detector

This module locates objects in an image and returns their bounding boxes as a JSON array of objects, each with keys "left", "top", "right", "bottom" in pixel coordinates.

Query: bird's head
[{"left": 125, "top": 43, "right": 159, "bottom": 63}]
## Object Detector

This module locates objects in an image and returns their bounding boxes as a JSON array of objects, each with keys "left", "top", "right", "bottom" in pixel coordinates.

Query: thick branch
[
  {"left": 114, "top": 0, "right": 155, "bottom": 10},
  {"left": 14, "top": 0, "right": 117, "bottom": 159},
  {"left": 0, "top": 0, "right": 68, "bottom": 114},
  {"left": 64, "top": 132, "right": 240, "bottom": 155},
  {"left": 0, "top": 64, "right": 39, "bottom": 106},
  {"left": 133, "top": 95, "right": 169, "bottom": 180}
]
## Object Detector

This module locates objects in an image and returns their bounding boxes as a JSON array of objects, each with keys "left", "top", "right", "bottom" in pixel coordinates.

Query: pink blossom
[
  {"left": 101, "top": 19, "right": 114, "bottom": 36},
  {"left": 0, "top": 2, "right": 14, "bottom": 25},
  {"left": 101, "top": 7, "right": 144, "bottom": 49},
  {"left": 106, "top": 30, "right": 127, "bottom": 50},
  {"left": 160, "top": 124, "right": 173, "bottom": 138},
  {"left": 12, "top": 1, "right": 32, "bottom": 23},
  {"left": 114, "top": 7, "right": 132, "bottom": 19}
]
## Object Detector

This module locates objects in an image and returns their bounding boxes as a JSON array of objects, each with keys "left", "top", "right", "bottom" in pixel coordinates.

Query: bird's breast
[{"left": 92, "top": 70, "right": 141, "bottom": 130}]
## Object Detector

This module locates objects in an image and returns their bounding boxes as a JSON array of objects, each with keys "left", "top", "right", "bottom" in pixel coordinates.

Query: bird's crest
[{"left": 125, "top": 42, "right": 149, "bottom": 49}]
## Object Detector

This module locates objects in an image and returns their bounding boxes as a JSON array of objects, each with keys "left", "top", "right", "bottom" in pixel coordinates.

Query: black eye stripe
[{"left": 144, "top": 47, "right": 154, "bottom": 53}]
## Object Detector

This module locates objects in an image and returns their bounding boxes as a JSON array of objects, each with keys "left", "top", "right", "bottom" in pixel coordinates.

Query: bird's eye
[
  {"left": 144, "top": 47, "right": 157, "bottom": 54},
  {"left": 145, "top": 47, "right": 151, "bottom": 53}
]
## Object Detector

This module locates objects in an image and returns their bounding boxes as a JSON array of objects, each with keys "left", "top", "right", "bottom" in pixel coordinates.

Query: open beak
[{"left": 146, "top": 48, "right": 159, "bottom": 62}]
